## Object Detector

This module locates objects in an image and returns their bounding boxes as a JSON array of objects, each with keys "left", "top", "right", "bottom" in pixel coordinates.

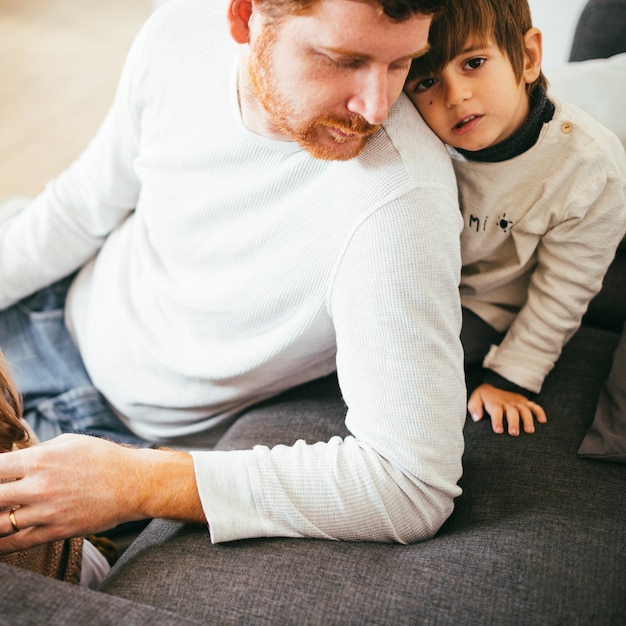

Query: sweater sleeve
[
  {"left": 192, "top": 186, "right": 466, "bottom": 544},
  {"left": 483, "top": 167, "right": 626, "bottom": 392},
  {"left": 0, "top": 21, "right": 146, "bottom": 311}
]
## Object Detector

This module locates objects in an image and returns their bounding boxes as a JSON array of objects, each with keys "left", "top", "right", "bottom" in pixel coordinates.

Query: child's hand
[{"left": 468, "top": 384, "right": 547, "bottom": 436}]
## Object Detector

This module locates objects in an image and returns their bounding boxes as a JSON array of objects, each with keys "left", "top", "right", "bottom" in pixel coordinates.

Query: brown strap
[{"left": 0, "top": 537, "right": 84, "bottom": 584}]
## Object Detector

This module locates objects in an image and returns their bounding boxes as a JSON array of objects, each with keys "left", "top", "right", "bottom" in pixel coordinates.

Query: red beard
[{"left": 247, "top": 26, "right": 378, "bottom": 160}]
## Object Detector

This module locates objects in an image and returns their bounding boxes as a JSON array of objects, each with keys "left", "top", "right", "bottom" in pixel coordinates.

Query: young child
[
  {"left": 405, "top": 0, "right": 626, "bottom": 436},
  {"left": 0, "top": 350, "right": 110, "bottom": 587}
]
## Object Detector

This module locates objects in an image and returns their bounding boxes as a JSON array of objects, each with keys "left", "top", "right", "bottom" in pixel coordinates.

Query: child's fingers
[
  {"left": 529, "top": 401, "right": 548, "bottom": 424},
  {"left": 467, "top": 389, "right": 485, "bottom": 422},
  {"left": 504, "top": 405, "right": 521, "bottom": 436},
  {"left": 518, "top": 405, "right": 536, "bottom": 434},
  {"left": 488, "top": 405, "right": 505, "bottom": 434}
]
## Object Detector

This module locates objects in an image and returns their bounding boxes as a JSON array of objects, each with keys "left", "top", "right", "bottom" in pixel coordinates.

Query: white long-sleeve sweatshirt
[
  {"left": 456, "top": 97, "right": 626, "bottom": 393},
  {"left": 0, "top": 0, "right": 465, "bottom": 543}
]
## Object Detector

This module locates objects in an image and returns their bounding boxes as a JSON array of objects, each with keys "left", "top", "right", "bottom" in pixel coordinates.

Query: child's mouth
[
  {"left": 452, "top": 114, "right": 482, "bottom": 136},
  {"left": 455, "top": 115, "right": 477, "bottom": 129}
]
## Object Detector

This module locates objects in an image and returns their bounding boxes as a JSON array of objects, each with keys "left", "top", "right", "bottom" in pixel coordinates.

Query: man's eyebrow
[
  {"left": 409, "top": 44, "right": 432, "bottom": 60},
  {"left": 320, "top": 44, "right": 431, "bottom": 61}
]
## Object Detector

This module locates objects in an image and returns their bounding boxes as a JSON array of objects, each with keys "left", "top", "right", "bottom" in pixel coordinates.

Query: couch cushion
[
  {"left": 0, "top": 563, "right": 201, "bottom": 625},
  {"left": 569, "top": 0, "right": 626, "bottom": 62},
  {"left": 101, "top": 326, "right": 626, "bottom": 625},
  {"left": 578, "top": 323, "right": 626, "bottom": 462},
  {"left": 214, "top": 373, "right": 350, "bottom": 451},
  {"left": 583, "top": 239, "right": 626, "bottom": 333},
  {"left": 547, "top": 53, "right": 626, "bottom": 151}
]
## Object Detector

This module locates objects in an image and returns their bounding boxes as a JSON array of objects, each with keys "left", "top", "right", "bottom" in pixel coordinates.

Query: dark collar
[{"left": 455, "top": 86, "right": 555, "bottom": 163}]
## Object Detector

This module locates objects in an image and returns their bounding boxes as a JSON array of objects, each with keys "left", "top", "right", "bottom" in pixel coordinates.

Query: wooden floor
[{"left": 0, "top": 0, "right": 152, "bottom": 199}]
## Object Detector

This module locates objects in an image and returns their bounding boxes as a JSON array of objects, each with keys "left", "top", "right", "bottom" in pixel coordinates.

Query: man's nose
[{"left": 347, "top": 69, "right": 391, "bottom": 126}]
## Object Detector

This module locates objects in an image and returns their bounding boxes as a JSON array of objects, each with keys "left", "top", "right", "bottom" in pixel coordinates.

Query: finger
[
  {"left": 0, "top": 505, "right": 29, "bottom": 538},
  {"left": 0, "top": 526, "right": 35, "bottom": 555},
  {"left": 467, "top": 390, "right": 484, "bottom": 422},
  {"left": 518, "top": 405, "right": 536, "bottom": 434},
  {"left": 0, "top": 524, "right": 65, "bottom": 556},
  {"left": 0, "top": 447, "right": 28, "bottom": 482},
  {"left": 0, "top": 503, "right": 78, "bottom": 554},
  {"left": 504, "top": 406, "right": 520, "bottom": 437},
  {"left": 529, "top": 401, "right": 548, "bottom": 424},
  {"left": 488, "top": 404, "right": 505, "bottom": 434},
  {"left": 0, "top": 476, "right": 30, "bottom": 512},
  {"left": 0, "top": 508, "right": 21, "bottom": 540}
]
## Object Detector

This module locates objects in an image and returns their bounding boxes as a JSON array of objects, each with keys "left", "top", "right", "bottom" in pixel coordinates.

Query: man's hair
[
  {"left": 407, "top": 0, "right": 547, "bottom": 92},
  {"left": 256, "top": 0, "right": 447, "bottom": 23},
  {"left": 0, "top": 352, "right": 29, "bottom": 453}
]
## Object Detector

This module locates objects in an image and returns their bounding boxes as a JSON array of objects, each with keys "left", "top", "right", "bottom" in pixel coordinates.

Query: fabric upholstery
[
  {"left": 578, "top": 323, "right": 626, "bottom": 461},
  {"left": 215, "top": 374, "right": 350, "bottom": 451},
  {"left": 583, "top": 243, "right": 626, "bottom": 333},
  {"left": 0, "top": 563, "right": 202, "bottom": 625},
  {"left": 100, "top": 327, "right": 626, "bottom": 625},
  {"left": 569, "top": 0, "right": 626, "bottom": 61}
]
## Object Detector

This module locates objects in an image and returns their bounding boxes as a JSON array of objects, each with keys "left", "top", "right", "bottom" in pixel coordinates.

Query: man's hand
[
  {"left": 468, "top": 384, "right": 547, "bottom": 436},
  {"left": 0, "top": 434, "right": 204, "bottom": 554}
]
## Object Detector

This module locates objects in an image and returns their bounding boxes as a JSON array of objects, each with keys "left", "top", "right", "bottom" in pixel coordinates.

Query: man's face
[{"left": 243, "top": 0, "right": 432, "bottom": 160}]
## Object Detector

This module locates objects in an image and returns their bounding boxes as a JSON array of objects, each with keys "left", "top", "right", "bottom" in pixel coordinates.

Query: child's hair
[
  {"left": 0, "top": 351, "right": 29, "bottom": 453},
  {"left": 0, "top": 351, "right": 86, "bottom": 586},
  {"left": 408, "top": 0, "right": 547, "bottom": 94}
]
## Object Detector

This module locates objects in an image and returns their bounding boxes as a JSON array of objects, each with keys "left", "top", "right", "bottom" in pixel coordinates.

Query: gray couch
[{"left": 1, "top": 2, "right": 625, "bottom": 624}]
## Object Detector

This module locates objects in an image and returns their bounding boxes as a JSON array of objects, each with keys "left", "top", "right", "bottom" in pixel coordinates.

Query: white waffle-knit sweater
[{"left": 0, "top": 0, "right": 465, "bottom": 543}]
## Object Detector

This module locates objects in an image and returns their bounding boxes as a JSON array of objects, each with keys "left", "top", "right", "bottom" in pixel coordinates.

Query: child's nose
[{"left": 445, "top": 80, "right": 471, "bottom": 107}]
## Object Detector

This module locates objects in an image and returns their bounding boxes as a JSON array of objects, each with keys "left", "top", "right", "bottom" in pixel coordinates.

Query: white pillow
[{"left": 547, "top": 53, "right": 626, "bottom": 150}]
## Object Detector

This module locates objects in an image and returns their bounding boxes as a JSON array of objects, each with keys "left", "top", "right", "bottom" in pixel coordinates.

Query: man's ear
[
  {"left": 522, "top": 27, "right": 543, "bottom": 84},
  {"left": 228, "top": 0, "right": 254, "bottom": 44}
]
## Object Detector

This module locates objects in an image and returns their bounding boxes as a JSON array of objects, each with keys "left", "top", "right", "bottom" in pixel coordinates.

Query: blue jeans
[{"left": 0, "top": 276, "right": 147, "bottom": 445}]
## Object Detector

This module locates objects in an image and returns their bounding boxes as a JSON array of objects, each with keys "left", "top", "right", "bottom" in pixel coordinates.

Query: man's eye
[
  {"left": 464, "top": 57, "right": 485, "bottom": 70},
  {"left": 390, "top": 60, "right": 412, "bottom": 72},
  {"left": 328, "top": 57, "right": 363, "bottom": 69},
  {"left": 413, "top": 77, "right": 438, "bottom": 92}
]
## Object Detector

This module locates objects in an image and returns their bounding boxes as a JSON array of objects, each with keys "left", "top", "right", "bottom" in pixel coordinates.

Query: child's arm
[{"left": 481, "top": 164, "right": 626, "bottom": 403}]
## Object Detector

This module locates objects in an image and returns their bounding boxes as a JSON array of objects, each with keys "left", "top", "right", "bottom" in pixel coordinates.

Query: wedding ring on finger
[{"left": 8, "top": 506, "right": 20, "bottom": 533}]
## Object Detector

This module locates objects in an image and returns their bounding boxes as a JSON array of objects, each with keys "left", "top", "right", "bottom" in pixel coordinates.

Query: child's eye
[
  {"left": 463, "top": 57, "right": 485, "bottom": 71},
  {"left": 412, "top": 76, "right": 438, "bottom": 92}
]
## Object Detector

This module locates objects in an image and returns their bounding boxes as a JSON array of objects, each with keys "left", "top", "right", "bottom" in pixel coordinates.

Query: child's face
[{"left": 405, "top": 39, "right": 530, "bottom": 151}]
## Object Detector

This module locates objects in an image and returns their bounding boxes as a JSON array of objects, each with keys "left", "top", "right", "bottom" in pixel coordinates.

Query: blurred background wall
[
  {"left": 0, "top": 0, "right": 151, "bottom": 198},
  {"left": 528, "top": 0, "right": 588, "bottom": 69},
  {"left": 1, "top": 0, "right": 590, "bottom": 200}
]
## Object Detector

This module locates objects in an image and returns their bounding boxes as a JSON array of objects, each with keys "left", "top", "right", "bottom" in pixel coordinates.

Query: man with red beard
[{"left": 0, "top": 0, "right": 465, "bottom": 555}]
